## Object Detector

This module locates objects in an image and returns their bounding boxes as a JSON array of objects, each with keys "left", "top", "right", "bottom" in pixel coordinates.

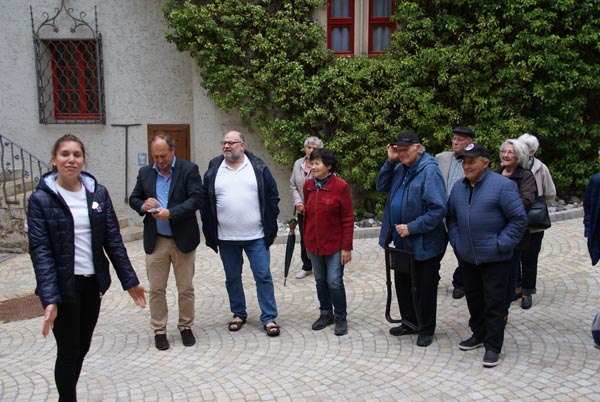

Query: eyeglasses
[{"left": 221, "top": 141, "right": 242, "bottom": 146}]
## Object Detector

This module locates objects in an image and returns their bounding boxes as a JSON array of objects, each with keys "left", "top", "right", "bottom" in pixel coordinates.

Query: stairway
[{"left": 118, "top": 217, "right": 144, "bottom": 243}]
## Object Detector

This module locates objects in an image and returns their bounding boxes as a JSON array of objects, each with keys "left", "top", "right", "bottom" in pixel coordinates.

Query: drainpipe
[{"left": 111, "top": 123, "right": 141, "bottom": 203}]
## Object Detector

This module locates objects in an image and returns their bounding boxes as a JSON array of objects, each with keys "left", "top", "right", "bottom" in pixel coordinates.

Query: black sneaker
[
  {"left": 389, "top": 325, "right": 416, "bottom": 336},
  {"left": 483, "top": 350, "right": 499, "bottom": 367},
  {"left": 180, "top": 329, "right": 196, "bottom": 346},
  {"left": 334, "top": 317, "right": 348, "bottom": 336},
  {"left": 459, "top": 336, "right": 484, "bottom": 351},
  {"left": 155, "top": 334, "right": 170, "bottom": 351},
  {"left": 312, "top": 315, "right": 334, "bottom": 330},
  {"left": 521, "top": 295, "right": 532, "bottom": 309},
  {"left": 452, "top": 287, "right": 465, "bottom": 299},
  {"left": 416, "top": 334, "right": 433, "bottom": 347}
]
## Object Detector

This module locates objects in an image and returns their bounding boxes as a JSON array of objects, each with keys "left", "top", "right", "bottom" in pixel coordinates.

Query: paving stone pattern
[{"left": 0, "top": 218, "right": 598, "bottom": 401}]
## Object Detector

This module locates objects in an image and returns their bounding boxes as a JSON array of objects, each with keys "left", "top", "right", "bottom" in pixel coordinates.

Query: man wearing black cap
[
  {"left": 436, "top": 126, "right": 474, "bottom": 299},
  {"left": 377, "top": 131, "right": 447, "bottom": 348},
  {"left": 446, "top": 144, "right": 527, "bottom": 367}
]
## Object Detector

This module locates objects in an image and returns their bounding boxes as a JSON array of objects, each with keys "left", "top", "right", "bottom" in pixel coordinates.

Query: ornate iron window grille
[{"left": 31, "top": 0, "right": 105, "bottom": 124}]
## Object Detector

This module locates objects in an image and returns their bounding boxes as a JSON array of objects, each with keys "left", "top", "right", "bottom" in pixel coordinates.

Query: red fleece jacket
[{"left": 303, "top": 174, "right": 354, "bottom": 256}]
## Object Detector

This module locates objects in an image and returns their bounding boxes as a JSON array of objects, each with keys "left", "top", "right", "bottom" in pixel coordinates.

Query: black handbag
[
  {"left": 527, "top": 195, "right": 551, "bottom": 230},
  {"left": 384, "top": 229, "right": 421, "bottom": 331}
]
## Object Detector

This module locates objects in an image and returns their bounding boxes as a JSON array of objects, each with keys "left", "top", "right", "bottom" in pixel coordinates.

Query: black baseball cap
[
  {"left": 392, "top": 131, "right": 420, "bottom": 146},
  {"left": 457, "top": 143, "right": 490, "bottom": 160}
]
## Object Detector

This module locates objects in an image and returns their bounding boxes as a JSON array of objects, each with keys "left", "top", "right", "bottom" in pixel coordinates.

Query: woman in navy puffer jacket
[{"left": 28, "top": 134, "right": 146, "bottom": 402}]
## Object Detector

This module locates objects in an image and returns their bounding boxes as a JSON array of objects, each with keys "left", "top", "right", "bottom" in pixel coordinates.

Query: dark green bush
[{"left": 165, "top": 0, "right": 600, "bottom": 213}]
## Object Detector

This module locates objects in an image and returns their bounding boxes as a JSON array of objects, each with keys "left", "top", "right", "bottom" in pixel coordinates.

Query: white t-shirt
[
  {"left": 215, "top": 156, "right": 264, "bottom": 241},
  {"left": 56, "top": 183, "right": 95, "bottom": 275}
]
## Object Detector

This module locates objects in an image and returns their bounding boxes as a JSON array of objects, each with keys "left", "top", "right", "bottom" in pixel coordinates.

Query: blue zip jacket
[
  {"left": 27, "top": 172, "right": 140, "bottom": 308},
  {"left": 377, "top": 153, "right": 447, "bottom": 261},
  {"left": 446, "top": 169, "right": 527, "bottom": 265}
]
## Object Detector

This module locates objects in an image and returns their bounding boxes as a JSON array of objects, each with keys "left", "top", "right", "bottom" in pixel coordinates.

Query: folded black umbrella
[{"left": 283, "top": 216, "right": 298, "bottom": 287}]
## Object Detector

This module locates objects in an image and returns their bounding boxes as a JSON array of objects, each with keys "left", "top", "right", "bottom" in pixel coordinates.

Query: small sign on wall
[{"left": 137, "top": 153, "right": 147, "bottom": 166}]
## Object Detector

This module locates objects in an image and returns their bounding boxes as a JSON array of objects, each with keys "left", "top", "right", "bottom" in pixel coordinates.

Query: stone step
[
  {"left": 118, "top": 216, "right": 128, "bottom": 229},
  {"left": 120, "top": 225, "right": 143, "bottom": 243},
  {"left": 0, "top": 190, "right": 34, "bottom": 209}
]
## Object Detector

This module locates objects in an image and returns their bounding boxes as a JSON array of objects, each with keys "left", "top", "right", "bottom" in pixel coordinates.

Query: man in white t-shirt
[{"left": 201, "top": 131, "right": 281, "bottom": 337}]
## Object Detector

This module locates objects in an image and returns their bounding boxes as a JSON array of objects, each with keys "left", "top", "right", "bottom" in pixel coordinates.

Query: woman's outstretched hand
[{"left": 42, "top": 303, "right": 57, "bottom": 337}]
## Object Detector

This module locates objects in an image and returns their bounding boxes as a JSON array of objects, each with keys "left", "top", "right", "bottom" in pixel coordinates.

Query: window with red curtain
[
  {"left": 369, "top": 0, "right": 395, "bottom": 55},
  {"left": 327, "top": 0, "right": 354, "bottom": 55},
  {"left": 47, "top": 40, "right": 100, "bottom": 121}
]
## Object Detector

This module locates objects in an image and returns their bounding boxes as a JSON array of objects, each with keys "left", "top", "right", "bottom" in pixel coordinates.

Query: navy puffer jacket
[
  {"left": 446, "top": 169, "right": 527, "bottom": 265},
  {"left": 27, "top": 172, "right": 140, "bottom": 308}
]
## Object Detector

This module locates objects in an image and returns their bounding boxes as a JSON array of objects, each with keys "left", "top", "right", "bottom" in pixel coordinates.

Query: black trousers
[
  {"left": 451, "top": 257, "right": 463, "bottom": 289},
  {"left": 520, "top": 231, "right": 544, "bottom": 294},
  {"left": 52, "top": 276, "right": 101, "bottom": 402},
  {"left": 394, "top": 254, "right": 442, "bottom": 335},
  {"left": 461, "top": 259, "right": 511, "bottom": 353},
  {"left": 297, "top": 213, "right": 312, "bottom": 271}
]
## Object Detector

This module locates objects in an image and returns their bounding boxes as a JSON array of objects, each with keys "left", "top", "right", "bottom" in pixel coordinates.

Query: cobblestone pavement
[{"left": 1, "top": 217, "right": 599, "bottom": 401}]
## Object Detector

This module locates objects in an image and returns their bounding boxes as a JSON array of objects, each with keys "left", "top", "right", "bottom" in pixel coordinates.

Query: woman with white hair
[
  {"left": 496, "top": 139, "right": 537, "bottom": 316},
  {"left": 517, "top": 133, "right": 556, "bottom": 309},
  {"left": 290, "top": 136, "right": 324, "bottom": 279}
]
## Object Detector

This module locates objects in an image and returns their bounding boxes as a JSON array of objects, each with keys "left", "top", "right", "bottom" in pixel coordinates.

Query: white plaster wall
[{"left": 0, "top": 0, "right": 293, "bottom": 225}]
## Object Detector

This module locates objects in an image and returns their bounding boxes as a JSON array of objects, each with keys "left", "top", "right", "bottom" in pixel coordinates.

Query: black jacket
[
  {"left": 27, "top": 172, "right": 140, "bottom": 308},
  {"left": 129, "top": 157, "right": 203, "bottom": 254},
  {"left": 201, "top": 150, "right": 280, "bottom": 252}
]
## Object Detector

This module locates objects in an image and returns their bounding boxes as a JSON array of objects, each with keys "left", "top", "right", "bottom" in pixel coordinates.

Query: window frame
[
  {"left": 47, "top": 39, "right": 101, "bottom": 121},
  {"left": 368, "top": 0, "right": 395, "bottom": 56},
  {"left": 327, "top": 0, "right": 355, "bottom": 56}
]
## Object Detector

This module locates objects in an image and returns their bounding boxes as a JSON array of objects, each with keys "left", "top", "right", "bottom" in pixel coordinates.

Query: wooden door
[{"left": 147, "top": 124, "right": 191, "bottom": 162}]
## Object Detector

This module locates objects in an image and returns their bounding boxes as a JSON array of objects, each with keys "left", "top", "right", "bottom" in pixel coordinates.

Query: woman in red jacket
[{"left": 303, "top": 149, "right": 354, "bottom": 336}]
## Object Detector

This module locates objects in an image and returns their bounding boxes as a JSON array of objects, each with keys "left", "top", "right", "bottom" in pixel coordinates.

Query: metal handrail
[{"left": 0, "top": 134, "right": 50, "bottom": 212}]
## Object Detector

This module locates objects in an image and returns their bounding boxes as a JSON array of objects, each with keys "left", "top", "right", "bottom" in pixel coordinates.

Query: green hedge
[{"left": 165, "top": 0, "right": 600, "bottom": 214}]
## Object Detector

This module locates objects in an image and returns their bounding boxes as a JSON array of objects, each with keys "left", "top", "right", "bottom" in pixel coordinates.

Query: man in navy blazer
[{"left": 129, "top": 133, "right": 203, "bottom": 350}]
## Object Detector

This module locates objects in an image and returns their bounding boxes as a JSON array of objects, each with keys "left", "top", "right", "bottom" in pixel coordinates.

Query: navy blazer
[{"left": 129, "top": 157, "right": 203, "bottom": 254}]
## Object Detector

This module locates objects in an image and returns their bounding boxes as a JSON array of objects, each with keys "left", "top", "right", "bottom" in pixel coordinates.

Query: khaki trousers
[{"left": 146, "top": 236, "right": 196, "bottom": 333}]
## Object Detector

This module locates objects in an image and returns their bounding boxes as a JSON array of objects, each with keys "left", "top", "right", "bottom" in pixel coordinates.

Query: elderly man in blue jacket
[{"left": 447, "top": 144, "right": 527, "bottom": 368}]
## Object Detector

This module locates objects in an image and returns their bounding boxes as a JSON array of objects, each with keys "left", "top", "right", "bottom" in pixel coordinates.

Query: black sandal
[
  {"left": 264, "top": 321, "right": 280, "bottom": 337},
  {"left": 228, "top": 315, "right": 247, "bottom": 332}
]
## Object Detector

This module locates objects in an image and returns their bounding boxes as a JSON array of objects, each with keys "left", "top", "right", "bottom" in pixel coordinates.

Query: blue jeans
[
  {"left": 218, "top": 238, "right": 278, "bottom": 324},
  {"left": 308, "top": 250, "right": 347, "bottom": 319}
]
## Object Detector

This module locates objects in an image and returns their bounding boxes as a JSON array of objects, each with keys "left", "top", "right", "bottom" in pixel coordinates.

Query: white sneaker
[{"left": 295, "top": 270, "right": 313, "bottom": 279}]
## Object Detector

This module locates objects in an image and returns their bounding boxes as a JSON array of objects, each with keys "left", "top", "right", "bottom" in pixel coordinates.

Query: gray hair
[
  {"left": 499, "top": 139, "right": 529, "bottom": 168},
  {"left": 518, "top": 133, "right": 539, "bottom": 154},
  {"left": 304, "top": 136, "right": 324, "bottom": 148}
]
